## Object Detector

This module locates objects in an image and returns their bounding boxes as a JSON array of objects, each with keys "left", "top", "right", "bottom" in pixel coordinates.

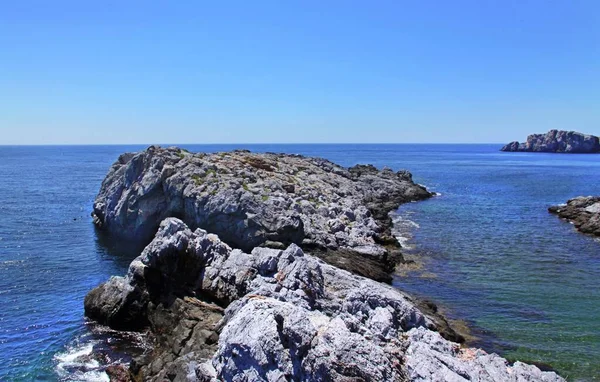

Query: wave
[
  {"left": 54, "top": 341, "right": 109, "bottom": 382},
  {"left": 53, "top": 323, "right": 149, "bottom": 381},
  {"left": 396, "top": 235, "right": 413, "bottom": 249},
  {"left": 390, "top": 212, "right": 421, "bottom": 250},
  {"left": 0, "top": 260, "right": 26, "bottom": 266}
]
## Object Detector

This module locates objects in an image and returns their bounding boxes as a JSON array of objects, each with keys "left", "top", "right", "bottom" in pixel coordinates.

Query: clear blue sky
[{"left": 1, "top": 1, "right": 598, "bottom": 144}]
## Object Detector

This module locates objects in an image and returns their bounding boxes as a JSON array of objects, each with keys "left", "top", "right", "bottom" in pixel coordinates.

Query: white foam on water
[
  {"left": 1, "top": 259, "right": 26, "bottom": 265},
  {"left": 54, "top": 341, "right": 109, "bottom": 382},
  {"left": 63, "top": 370, "right": 109, "bottom": 382},
  {"left": 55, "top": 342, "right": 94, "bottom": 364},
  {"left": 392, "top": 214, "right": 420, "bottom": 229},
  {"left": 407, "top": 220, "right": 420, "bottom": 229},
  {"left": 391, "top": 212, "right": 420, "bottom": 250},
  {"left": 397, "top": 235, "right": 414, "bottom": 249},
  {"left": 54, "top": 323, "right": 150, "bottom": 381}
]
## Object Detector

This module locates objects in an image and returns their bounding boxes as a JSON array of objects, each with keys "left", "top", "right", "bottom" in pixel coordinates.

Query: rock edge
[{"left": 549, "top": 196, "right": 600, "bottom": 237}]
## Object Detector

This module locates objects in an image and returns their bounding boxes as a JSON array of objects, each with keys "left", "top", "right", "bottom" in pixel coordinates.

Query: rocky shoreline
[
  {"left": 501, "top": 129, "right": 600, "bottom": 153},
  {"left": 549, "top": 196, "right": 600, "bottom": 237},
  {"left": 85, "top": 147, "right": 564, "bottom": 381}
]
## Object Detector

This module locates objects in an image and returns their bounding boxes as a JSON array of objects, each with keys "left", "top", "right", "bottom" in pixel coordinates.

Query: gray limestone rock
[
  {"left": 91, "top": 146, "right": 432, "bottom": 282},
  {"left": 86, "top": 218, "right": 564, "bottom": 382},
  {"left": 405, "top": 327, "right": 562, "bottom": 382},
  {"left": 83, "top": 276, "right": 148, "bottom": 330}
]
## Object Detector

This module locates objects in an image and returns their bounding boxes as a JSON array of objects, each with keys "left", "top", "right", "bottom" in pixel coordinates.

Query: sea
[{"left": 0, "top": 144, "right": 598, "bottom": 381}]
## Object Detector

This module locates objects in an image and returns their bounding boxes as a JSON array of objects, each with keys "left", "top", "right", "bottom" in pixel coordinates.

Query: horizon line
[{"left": 0, "top": 142, "right": 506, "bottom": 147}]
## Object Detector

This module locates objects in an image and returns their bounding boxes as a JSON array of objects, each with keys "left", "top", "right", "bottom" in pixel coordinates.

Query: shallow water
[
  {"left": 389, "top": 146, "right": 600, "bottom": 381},
  {"left": 0, "top": 144, "right": 598, "bottom": 380}
]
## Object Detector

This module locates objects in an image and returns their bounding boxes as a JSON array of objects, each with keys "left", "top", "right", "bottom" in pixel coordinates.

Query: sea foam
[{"left": 54, "top": 341, "right": 109, "bottom": 382}]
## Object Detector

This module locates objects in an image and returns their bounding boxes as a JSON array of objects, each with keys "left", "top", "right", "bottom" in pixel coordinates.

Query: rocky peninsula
[
  {"left": 549, "top": 196, "right": 600, "bottom": 237},
  {"left": 86, "top": 147, "right": 564, "bottom": 381},
  {"left": 501, "top": 130, "right": 600, "bottom": 153},
  {"left": 92, "top": 146, "right": 433, "bottom": 283}
]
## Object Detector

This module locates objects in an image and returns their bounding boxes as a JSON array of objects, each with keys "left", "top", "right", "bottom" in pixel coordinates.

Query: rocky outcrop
[
  {"left": 501, "top": 130, "right": 600, "bottom": 153},
  {"left": 549, "top": 196, "right": 600, "bottom": 236},
  {"left": 85, "top": 218, "right": 564, "bottom": 381},
  {"left": 91, "top": 146, "right": 432, "bottom": 282}
]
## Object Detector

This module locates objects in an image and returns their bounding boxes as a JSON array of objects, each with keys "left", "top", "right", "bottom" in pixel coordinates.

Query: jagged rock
[
  {"left": 549, "top": 196, "right": 600, "bottom": 236},
  {"left": 501, "top": 130, "right": 600, "bottom": 153},
  {"left": 91, "top": 146, "right": 432, "bottom": 282},
  {"left": 83, "top": 276, "right": 148, "bottom": 330},
  {"left": 85, "top": 218, "right": 564, "bottom": 382},
  {"left": 105, "top": 364, "right": 133, "bottom": 382},
  {"left": 405, "top": 327, "right": 562, "bottom": 381}
]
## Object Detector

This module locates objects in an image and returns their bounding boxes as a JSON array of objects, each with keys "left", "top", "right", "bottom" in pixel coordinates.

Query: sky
[{"left": 1, "top": 1, "right": 599, "bottom": 144}]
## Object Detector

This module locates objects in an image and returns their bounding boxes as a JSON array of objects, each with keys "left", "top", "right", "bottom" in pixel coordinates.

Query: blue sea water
[{"left": 0, "top": 144, "right": 598, "bottom": 381}]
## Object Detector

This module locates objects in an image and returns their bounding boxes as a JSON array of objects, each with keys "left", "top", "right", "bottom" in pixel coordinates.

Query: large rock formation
[
  {"left": 92, "top": 146, "right": 432, "bottom": 282},
  {"left": 501, "top": 130, "right": 600, "bottom": 153},
  {"left": 549, "top": 196, "right": 600, "bottom": 236},
  {"left": 85, "top": 218, "right": 564, "bottom": 382}
]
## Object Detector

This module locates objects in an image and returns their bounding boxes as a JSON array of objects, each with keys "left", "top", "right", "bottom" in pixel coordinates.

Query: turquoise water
[
  {"left": 0, "top": 144, "right": 598, "bottom": 380},
  {"left": 388, "top": 146, "right": 600, "bottom": 381}
]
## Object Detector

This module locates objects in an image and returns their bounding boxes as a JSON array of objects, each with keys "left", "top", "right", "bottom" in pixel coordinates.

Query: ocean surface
[{"left": 0, "top": 144, "right": 598, "bottom": 381}]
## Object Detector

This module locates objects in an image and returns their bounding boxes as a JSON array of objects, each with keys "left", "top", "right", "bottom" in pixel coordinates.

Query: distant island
[{"left": 501, "top": 130, "right": 600, "bottom": 153}]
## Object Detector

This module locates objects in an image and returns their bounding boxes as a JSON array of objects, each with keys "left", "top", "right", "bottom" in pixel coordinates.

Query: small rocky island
[
  {"left": 549, "top": 196, "right": 600, "bottom": 237},
  {"left": 501, "top": 130, "right": 600, "bottom": 153},
  {"left": 86, "top": 146, "right": 564, "bottom": 381}
]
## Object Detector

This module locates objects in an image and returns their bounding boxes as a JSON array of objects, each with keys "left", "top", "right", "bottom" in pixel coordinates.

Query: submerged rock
[
  {"left": 85, "top": 218, "right": 564, "bottom": 382},
  {"left": 549, "top": 196, "right": 600, "bottom": 236},
  {"left": 91, "top": 146, "right": 432, "bottom": 282},
  {"left": 501, "top": 130, "right": 600, "bottom": 153}
]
